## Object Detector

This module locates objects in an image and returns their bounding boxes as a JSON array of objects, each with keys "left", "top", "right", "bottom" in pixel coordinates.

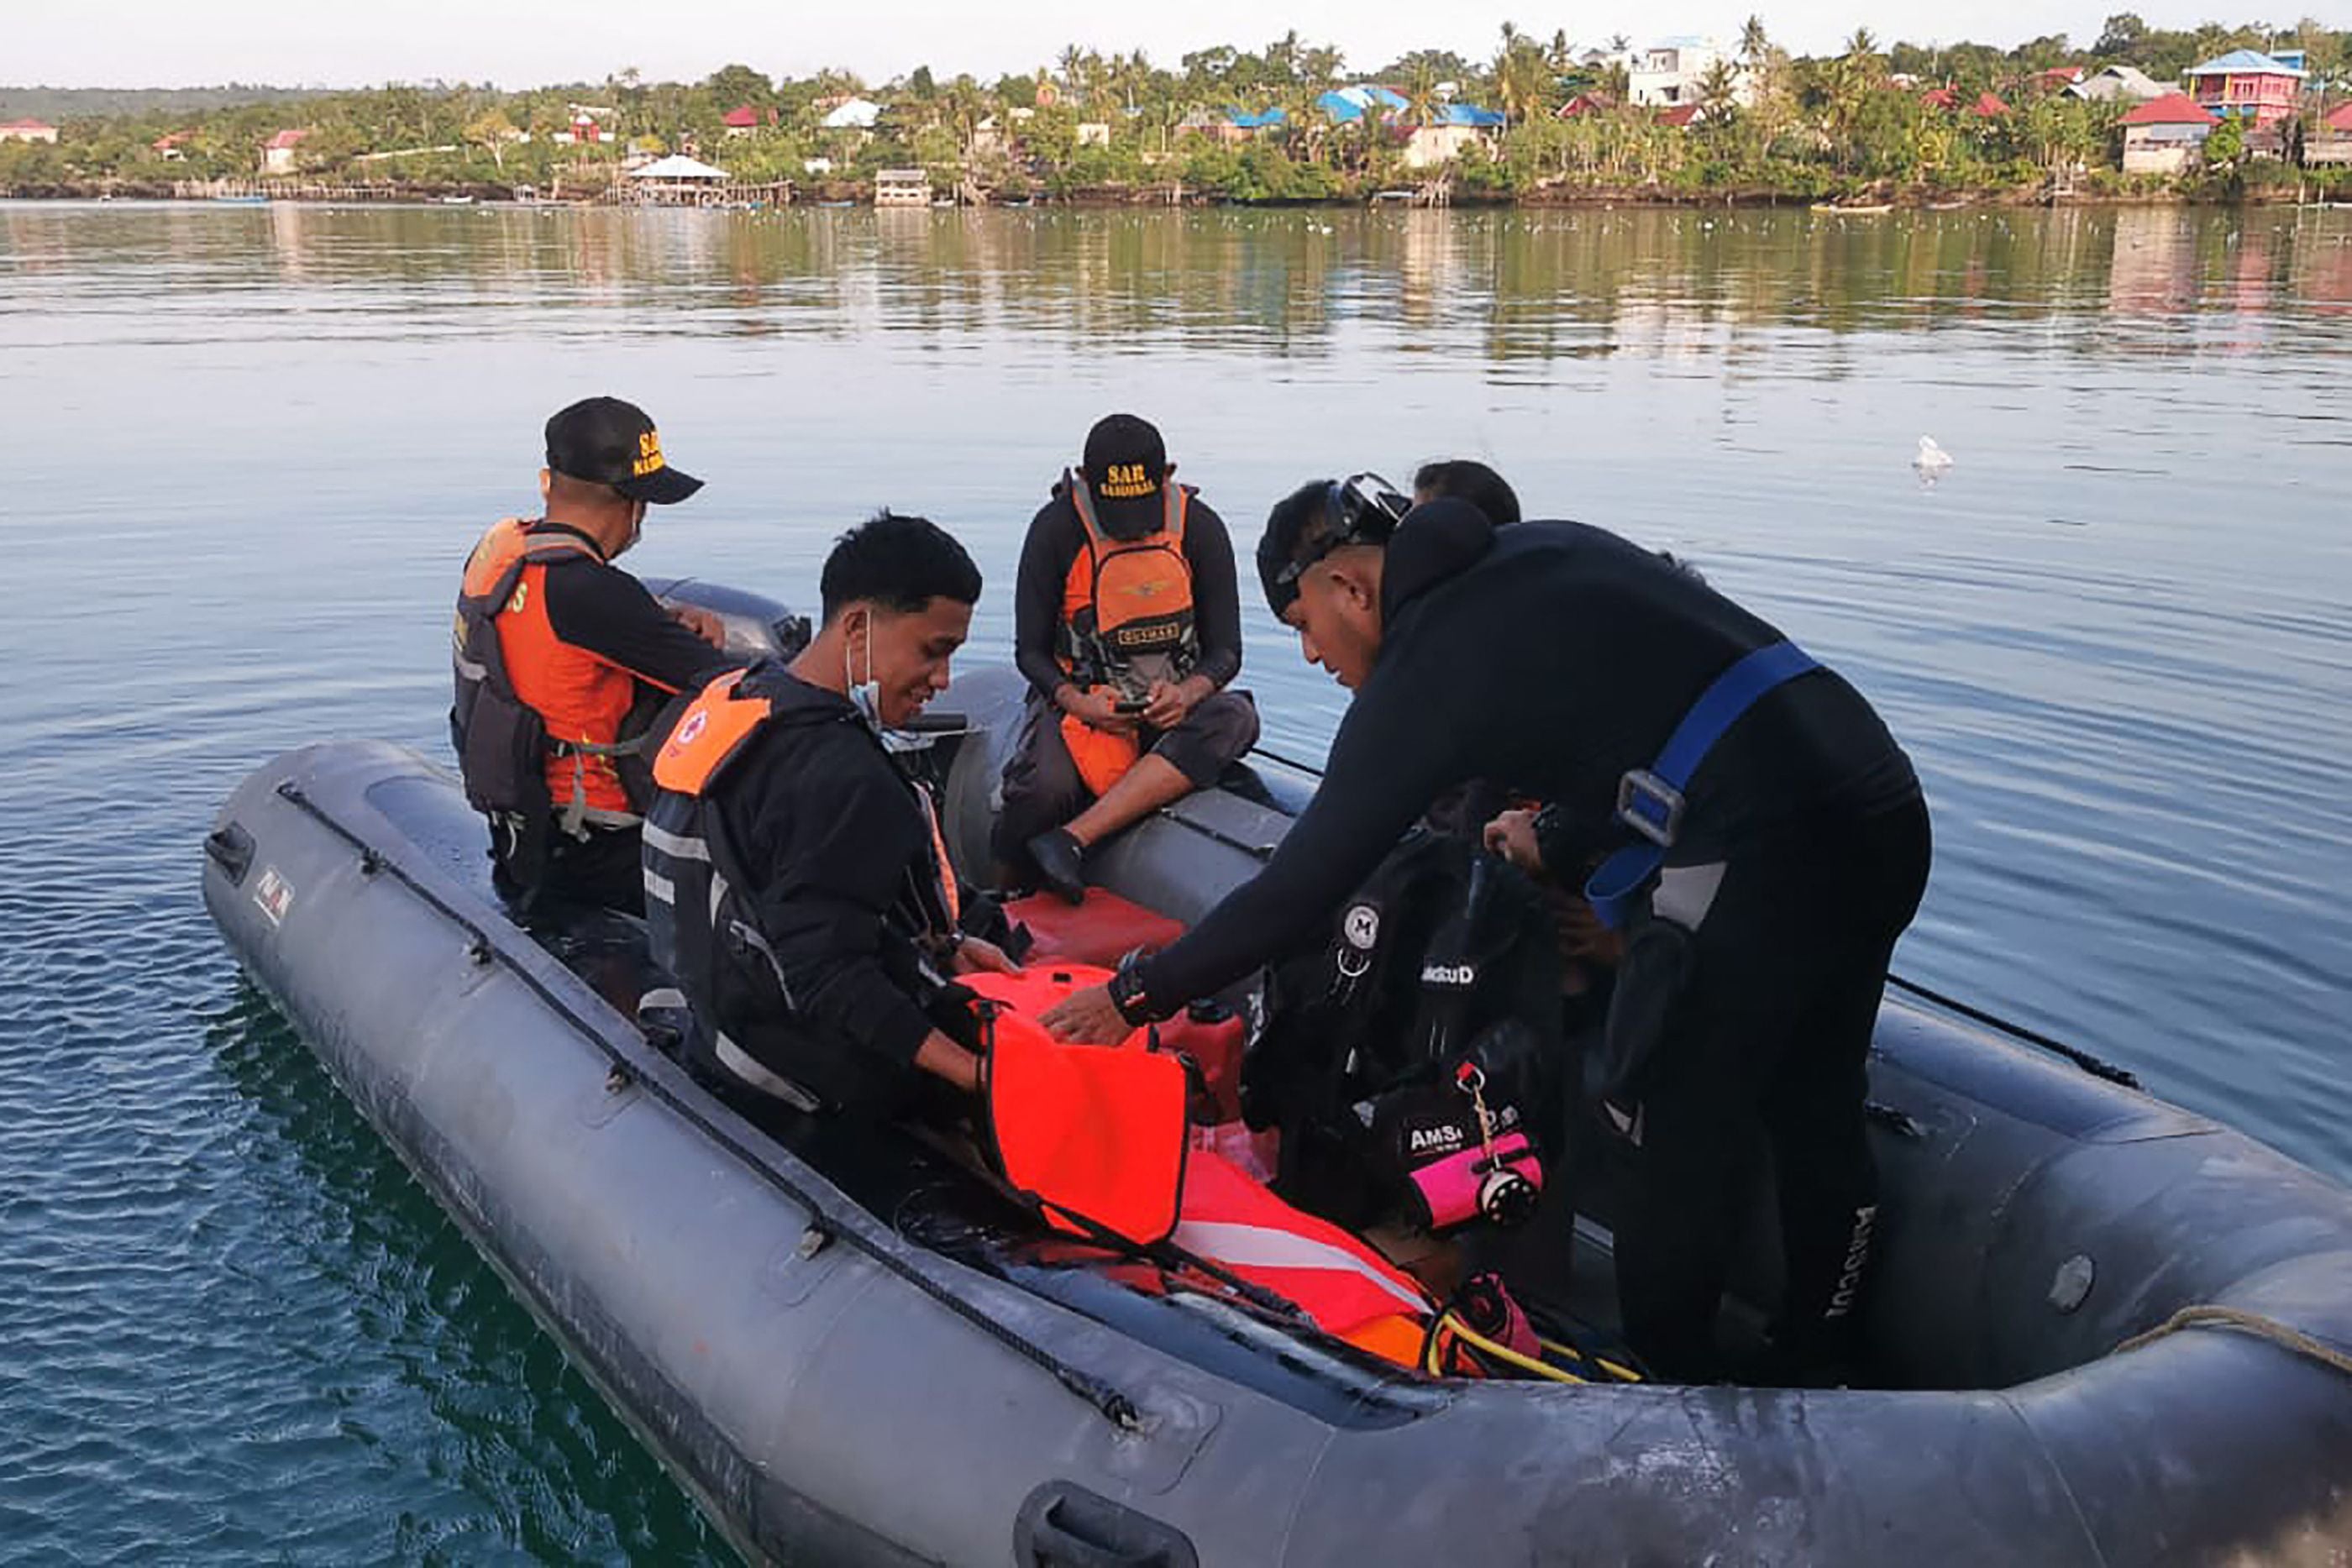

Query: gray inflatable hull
[{"left": 202, "top": 674, "right": 2352, "bottom": 1565}]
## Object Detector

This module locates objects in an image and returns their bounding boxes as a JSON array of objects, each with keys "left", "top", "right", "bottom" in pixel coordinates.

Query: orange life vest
[
  {"left": 1053, "top": 478, "right": 1195, "bottom": 794},
  {"left": 1057, "top": 474, "right": 1195, "bottom": 698},
  {"left": 452, "top": 517, "right": 655, "bottom": 826}
]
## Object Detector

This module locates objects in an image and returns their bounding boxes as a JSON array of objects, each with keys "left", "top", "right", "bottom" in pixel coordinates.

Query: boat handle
[
  {"left": 205, "top": 822, "right": 255, "bottom": 886},
  {"left": 1015, "top": 1481, "right": 1198, "bottom": 1568}
]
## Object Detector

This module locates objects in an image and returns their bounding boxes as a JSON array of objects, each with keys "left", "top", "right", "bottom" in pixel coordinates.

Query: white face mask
[
  {"left": 844, "top": 612, "right": 885, "bottom": 732},
  {"left": 844, "top": 611, "right": 938, "bottom": 754}
]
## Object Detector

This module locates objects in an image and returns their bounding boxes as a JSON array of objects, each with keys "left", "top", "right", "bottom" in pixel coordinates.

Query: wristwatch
[{"left": 1108, "top": 952, "right": 1162, "bottom": 1026}]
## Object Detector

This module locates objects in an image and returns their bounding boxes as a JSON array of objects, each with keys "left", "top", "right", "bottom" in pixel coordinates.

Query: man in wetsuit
[
  {"left": 642, "top": 513, "right": 1019, "bottom": 1120},
  {"left": 993, "top": 413, "right": 1259, "bottom": 902},
  {"left": 451, "top": 396, "right": 733, "bottom": 913},
  {"left": 1047, "top": 481, "right": 1931, "bottom": 1382}
]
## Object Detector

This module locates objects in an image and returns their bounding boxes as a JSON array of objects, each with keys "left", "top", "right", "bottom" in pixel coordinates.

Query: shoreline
[{"left": 3, "top": 180, "right": 2337, "bottom": 211}]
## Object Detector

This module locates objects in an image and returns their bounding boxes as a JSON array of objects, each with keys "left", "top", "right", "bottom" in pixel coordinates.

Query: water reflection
[{"left": 8, "top": 203, "right": 2350, "bottom": 358}]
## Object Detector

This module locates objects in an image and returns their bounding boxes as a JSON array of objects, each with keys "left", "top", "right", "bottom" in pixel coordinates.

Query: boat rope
[
  {"left": 1242, "top": 744, "right": 2146, "bottom": 1092},
  {"left": 2114, "top": 1304, "right": 2352, "bottom": 1381},
  {"left": 271, "top": 780, "right": 1147, "bottom": 1434},
  {"left": 1882, "top": 975, "right": 2139, "bottom": 1089}
]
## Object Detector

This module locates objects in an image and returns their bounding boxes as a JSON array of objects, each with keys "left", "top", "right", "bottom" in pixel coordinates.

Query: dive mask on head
[{"left": 1262, "top": 472, "right": 1412, "bottom": 615}]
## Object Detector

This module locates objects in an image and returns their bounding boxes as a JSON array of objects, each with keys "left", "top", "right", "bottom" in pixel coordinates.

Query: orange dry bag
[
  {"left": 1059, "top": 705, "right": 1145, "bottom": 798},
  {"left": 982, "top": 999, "right": 1187, "bottom": 1248}
]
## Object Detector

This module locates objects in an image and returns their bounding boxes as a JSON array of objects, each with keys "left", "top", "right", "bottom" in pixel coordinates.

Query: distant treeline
[
  {"left": 3, "top": 16, "right": 2347, "bottom": 206},
  {"left": 0, "top": 83, "right": 336, "bottom": 120}
]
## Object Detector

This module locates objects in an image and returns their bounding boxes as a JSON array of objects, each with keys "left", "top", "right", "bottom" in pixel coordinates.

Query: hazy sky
[{"left": 8, "top": 0, "right": 2330, "bottom": 89}]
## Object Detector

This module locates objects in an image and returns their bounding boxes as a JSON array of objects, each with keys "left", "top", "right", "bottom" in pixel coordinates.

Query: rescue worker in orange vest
[
  {"left": 450, "top": 396, "right": 734, "bottom": 915},
  {"left": 641, "top": 513, "right": 1021, "bottom": 1120},
  {"left": 995, "top": 414, "right": 1260, "bottom": 903}
]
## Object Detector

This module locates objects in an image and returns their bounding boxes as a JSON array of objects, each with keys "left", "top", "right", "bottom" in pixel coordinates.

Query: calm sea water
[{"left": 2, "top": 202, "right": 2347, "bottom": 1561}]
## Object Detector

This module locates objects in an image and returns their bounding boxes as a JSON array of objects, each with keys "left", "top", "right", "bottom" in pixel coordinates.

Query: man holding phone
[{"left": 994, "top": 413, "right": 1258, "bottom": 902}]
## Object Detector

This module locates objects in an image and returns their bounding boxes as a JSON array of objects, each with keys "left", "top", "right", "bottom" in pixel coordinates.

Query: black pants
[
  {"left": 1609, "top": 794, "right": 1932, "bottom": 1382},
  {"left": 493, "top": 821, "right": 645, "bottom": 917},
  {"left": 990, "top": 689, "right": 1260, "bottom": 870}
]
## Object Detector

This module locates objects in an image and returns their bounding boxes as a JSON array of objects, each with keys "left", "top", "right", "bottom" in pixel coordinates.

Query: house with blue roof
[
  {"left": 1315, "top": 85, "right": 1410, "bottom": 124},
  {"left": 2182, "top": 49, "right": 2305, "bottom": 127}
]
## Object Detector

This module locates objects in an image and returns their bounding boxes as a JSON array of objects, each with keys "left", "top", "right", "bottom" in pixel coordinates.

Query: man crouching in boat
[
  {"left": 641, "top": 513, "right": 1021, "bottom": 1120},
  {"left": 994, "top": 414, "right": 1260, "bottom": 902},
  {"left": 1047, "top": 482, "right": 1931, "bottom": 1385}
]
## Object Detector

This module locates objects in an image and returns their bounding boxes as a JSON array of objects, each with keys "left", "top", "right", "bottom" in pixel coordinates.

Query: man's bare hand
[
  {"left": 1483, "top": 807, "right": 1546, "bottom": 877},
  {"left": 671, "top": 604, "right": 727, "bottom": 648}
]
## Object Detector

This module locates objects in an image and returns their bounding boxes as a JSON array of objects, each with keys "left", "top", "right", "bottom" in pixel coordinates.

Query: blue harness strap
[{"left": 1583, "top": 641, "right": 1819, "bottom": 931}]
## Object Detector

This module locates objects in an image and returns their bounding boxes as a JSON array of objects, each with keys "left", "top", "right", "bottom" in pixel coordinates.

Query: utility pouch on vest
[{"left": 459, "top": 688, "right": 554, "bottom": 819}]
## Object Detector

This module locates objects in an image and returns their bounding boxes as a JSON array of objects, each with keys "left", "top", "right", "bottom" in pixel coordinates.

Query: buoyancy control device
[{"left": 1242, "top": 831, "right": 1566, "bottom": 1233}]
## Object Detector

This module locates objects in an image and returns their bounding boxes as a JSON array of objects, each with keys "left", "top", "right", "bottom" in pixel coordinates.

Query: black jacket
[
  {"left": 647, "top": 660, "right": 957, "bottom": 1112},
  {"left": 1134, "top": 500, "right": 1919, "bottom": 1012}
]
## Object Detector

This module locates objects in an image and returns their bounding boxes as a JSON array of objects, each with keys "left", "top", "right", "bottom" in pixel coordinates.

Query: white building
[
  {"left": 822, "top": 98, "right": 882, "bottom": 131},
  {"left": 1628, "top": 37, "right": 1749, "bottom": 108}
]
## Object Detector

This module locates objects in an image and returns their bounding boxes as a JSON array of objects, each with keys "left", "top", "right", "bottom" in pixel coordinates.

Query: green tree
[
  {"left": 2202, "top": 116, "right": 2246, "bottom": 167},
  {"left": 464, "top": 105, "right": 517, "bottom": 170},
  {"left": 704, "top": 63, "right": 774, "bottom": 110}
]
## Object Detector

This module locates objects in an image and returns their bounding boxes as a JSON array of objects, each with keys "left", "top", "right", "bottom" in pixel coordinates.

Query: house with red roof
[
  {"left": 2118, "top": 93, "right": 2218, "bottom": 174},
  {"left": 2307, "top": 101, "right": 2352, "bottom": 167},
  {"left": 261, "top": 128, "right": 309, "bottom": 174},
  {"left": 1655, "top": 103, "right": 1702, "bottom": 129},
  {"left": 152, "top": 131, "right": 189, "bottom": 160},
  {"left": 721, "top": 105, "right": 768, "bottom": 137},
  {"left": 2183, "top": 49, "right": 2304, "bottom": 128},
  {"left": 0, "top": 118, "right": 59, "bottom": 144},
  {"left": 1920, "top": 87, "right": 2008, "bottom": 117}
]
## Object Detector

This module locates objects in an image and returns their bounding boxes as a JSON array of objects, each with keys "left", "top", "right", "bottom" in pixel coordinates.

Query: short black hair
[
  {"left": 1413, "top": 459, "right": 1520, "bottom": 527},
  {"left": 819, "top": 511, "right": 982, "bottom": 622}
]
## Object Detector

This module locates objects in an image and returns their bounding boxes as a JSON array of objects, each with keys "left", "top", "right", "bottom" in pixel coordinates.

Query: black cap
[
  {"left": 1080, "top": 413, "right": 1169, "bottom": 539},
  {"left": 544, "top": 396, "right": 703, "bottom": 505}
]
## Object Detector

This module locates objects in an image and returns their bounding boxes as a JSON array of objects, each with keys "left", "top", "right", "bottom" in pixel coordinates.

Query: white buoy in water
[{"left": 1914, "top": 435, "right": 1955, "bottom": 475}]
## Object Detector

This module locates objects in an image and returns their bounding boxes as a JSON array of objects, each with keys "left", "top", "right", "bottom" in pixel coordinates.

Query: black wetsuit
[{"left": 1132, "top": 499, "right": 1930, "bottom": 1379}]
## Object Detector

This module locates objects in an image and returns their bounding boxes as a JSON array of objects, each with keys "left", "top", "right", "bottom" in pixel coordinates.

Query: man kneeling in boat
[
  {"left": 641, "top": 513, "right": 1021, "bottom": 1119},
  {"left": 995, "top": 414, "right": 1259, "bottom": 902},
  {"left": 1047, "top": 481, "right": 1931, "bottom": 1384}
]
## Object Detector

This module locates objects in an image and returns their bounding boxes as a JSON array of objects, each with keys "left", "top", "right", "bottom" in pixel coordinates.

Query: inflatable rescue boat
[{"left": 201, "top": 585, "right": 2352, "bottom": 1565}]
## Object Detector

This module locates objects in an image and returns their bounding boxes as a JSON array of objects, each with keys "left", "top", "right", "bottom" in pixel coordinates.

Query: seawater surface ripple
[{"left": 1, "top": 202, "right": 2347, "bottom": 1563}]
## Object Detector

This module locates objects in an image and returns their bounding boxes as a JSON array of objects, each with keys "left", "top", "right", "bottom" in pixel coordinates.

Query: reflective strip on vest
[
  {"left": 1172, "top": 1151, "right": 1432, "bottom": 1336},
  {"left": 643, "top": 868, "right": 676, "bottom": 906},
  {"left": 1169, "top": 1219, "right": 1431, "bottom": 1317},
  {"left": 642, "top": 821, "right": 711, "bottom": 862},
  {"left": 714, "top": 1032, "right": 823, "bottom": 1111}
]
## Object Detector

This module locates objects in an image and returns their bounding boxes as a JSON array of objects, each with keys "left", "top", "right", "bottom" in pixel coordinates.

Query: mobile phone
[{"left": 1113, "top": 698, "right": 1148, "bottom": 716}]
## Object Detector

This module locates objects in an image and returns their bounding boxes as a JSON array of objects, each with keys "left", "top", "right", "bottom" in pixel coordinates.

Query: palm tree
[
  {"left": 1404, "top": 59, "right": 1442, "bottom": 127},
  {"left": 1740, "top": 16, "right": 1770, "bottom": 69},
  {"left": 1698, "top": 59, "right": 1741, "bottom": 122}
]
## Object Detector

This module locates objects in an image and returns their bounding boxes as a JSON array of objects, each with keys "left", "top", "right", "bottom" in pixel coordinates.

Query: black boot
[{"left": 1026, "top": 828, "right": 1087, "bottom": 905}]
